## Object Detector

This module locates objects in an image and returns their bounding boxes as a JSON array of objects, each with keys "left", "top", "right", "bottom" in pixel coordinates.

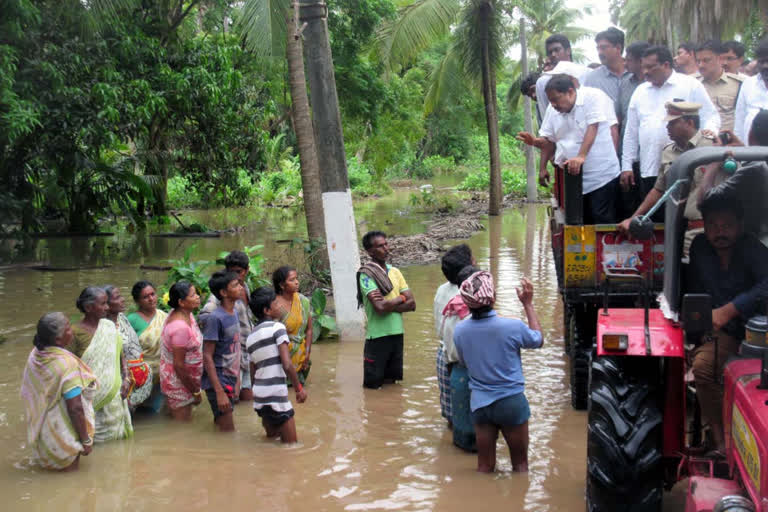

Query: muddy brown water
[{"left": 0, "top": 197, "right": 686, "bottom": 511}]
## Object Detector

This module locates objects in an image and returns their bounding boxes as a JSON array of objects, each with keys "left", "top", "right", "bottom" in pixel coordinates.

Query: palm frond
[
  {"left": 424, "top": 47, "right": 470, "bottom": 115},
  {"left": 237, "top": 0, "right": 290, "bottom": 57},
  {"left": 375, "top": 0, "right": 461, "bottom": 73},
  {"left": 452, "top": 0, "right": 505, "bottom": 83}
]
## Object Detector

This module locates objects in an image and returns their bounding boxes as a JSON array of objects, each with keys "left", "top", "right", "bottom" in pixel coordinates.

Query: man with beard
[
  {"left": 734, "top": 37, "right": 768, "bottom": 143},
  {"left": 686, "top": 192, "right": 768, "bottom": 455}
]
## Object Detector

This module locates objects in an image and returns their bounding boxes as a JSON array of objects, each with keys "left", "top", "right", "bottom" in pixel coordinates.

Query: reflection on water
[{"left": 0, "top": 201, "right": 596, "bottom": 511}]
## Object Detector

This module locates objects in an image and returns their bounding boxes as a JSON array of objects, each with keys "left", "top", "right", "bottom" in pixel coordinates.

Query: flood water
[{"left": 0, "top": 194, "right": 684, "bottom": 511}]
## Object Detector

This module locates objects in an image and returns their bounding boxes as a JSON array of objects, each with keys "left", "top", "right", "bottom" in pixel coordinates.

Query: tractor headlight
[
  {"left": 713, "top": 495, "right": 755, "bottom": 512},
  {"left": 602, "top": 333, "right": 628, "bottom": 351}
]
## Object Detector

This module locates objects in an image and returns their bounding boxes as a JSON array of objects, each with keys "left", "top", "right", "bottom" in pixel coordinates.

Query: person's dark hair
[
  {"left": 625, "top": 41, "right": 650, "bottom": 59},
  {"left": 700, "top": 190, "right": 744, "bottom": 221},
  {"left": 224, "top": 250, "right": 249, "bottom": 270},
  {"left": 595, "top": 27, "right": 624, "bottom": 50},
  {"left": 643, "top": 45, "right": 673, "bottom": 66},
  {"left": 678, "top": 41, "right": 695, "bottom": 53},
  {"left": 249, "top": 286, "right": 277, "bottom": 322},
  {"left": 696, "top": 40, "right": 722, "bottom": 55},
  {"left": 520, "top": 72, "right": 540, "bottom": 96},
  {"left": 545, "top": 34, "right": 571, "bottom": 52},
  {"left": 681, "top": 115, "right": 701, "bottom": 130},
  {"left": 272, "top": 265, "right": 297, "bottom": 294},
  {"left": 545, "top": 74, "right": 576, "bottom": 94},
  {"left": 131, "top": 280, "right": 155, "bottom": 302},
  {"left": 208, "top": 270, "right": 239, "bottom": 301},
  {"left": 33, "top": 312, "right": 69, "bottom": 350},
  {"left": 102, "top": 285, "right": 117, "bottom": 302},
  {"left": 169, "top": 280, "right": 195, "bottom": 309},
  {"left": 456, "top": 265, "right": 480, "bottom": 285},
  {"left": 441, "top": 244, "right": 473, "bottom": 285},
  {"left": 76, "top": 286, "right": 106, "bottom": 314},
  {"left": 756, "top": 37, "right": 768, "bottom": 60},
  {"left": 721, "top": 40, "right": 746, "bottom": 58},
  {"left": 362, "top": 230, "right": 387, "bottom": 250},
  {"left": 749, "top": 109, "right": 768, "bottom": 145}
]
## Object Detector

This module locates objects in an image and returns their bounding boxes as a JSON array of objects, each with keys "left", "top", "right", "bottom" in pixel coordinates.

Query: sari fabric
[
  {"left": 20, "top": 346, "right": 97, "bottom": 470},
  {"left": 116, "top": 313, "right": 152, "bottom": 409},
  {"left": 281, "top": 292, "right": 311, "bottom": 384},
  {"left": 160, "top": 312, "right": 203, "bottom": 409},
  {"left": 128, "top": 309, "right": 168, "bottom": 380},
  {"left": 80, "top": 319, "right": 133, "bottom": 442}
]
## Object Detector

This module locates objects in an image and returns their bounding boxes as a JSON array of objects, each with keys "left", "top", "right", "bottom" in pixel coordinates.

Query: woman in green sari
[
  {"left": 71, "top": 287, "right": 133, "bottom": 442},
  {"left": 127, "top": 281, "right": 168, "bottom": 412},
  {"left": 272, "top": 266, "right": 313, "bottom": 384}
]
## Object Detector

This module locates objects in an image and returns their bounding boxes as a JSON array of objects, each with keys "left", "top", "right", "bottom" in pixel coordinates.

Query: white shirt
[
  {"left": 621, "top": 71, "right": 720, "bottom": 177},
  {"left": 734, "top": 74, "right": 768, "bottom": 143},
  {"left": 539, "top": 87, "right": 620, "bottom": 194},
  {"left": 536, "top": 61, "right": 591, "bottom": 121},
  {"left": 433, "top": 282, "right": 458, "bottom": 345}
]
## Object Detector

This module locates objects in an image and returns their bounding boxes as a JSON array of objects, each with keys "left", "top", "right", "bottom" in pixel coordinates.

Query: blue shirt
[
  {"left": 199, "top": 306, "right": 241, "bottom": 392},
  {"left": 453, "top": 310, "right": 543, "bottom": 411}
]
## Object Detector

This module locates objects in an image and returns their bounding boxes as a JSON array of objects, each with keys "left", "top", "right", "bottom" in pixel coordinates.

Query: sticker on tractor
[
  {"left": 596, "top": 230, "right": 659, "bottom": 284},
  {"left": 732, "top": 405, "right": 761, "bottom": 492},
  {"left": 564, "top": 225, "right": 596, "bottom": 287}
]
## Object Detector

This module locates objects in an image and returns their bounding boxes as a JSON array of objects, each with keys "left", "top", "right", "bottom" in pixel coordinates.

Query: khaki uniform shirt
[
  {"left": 653, "top": 131, "right": 726, "bottom": 220},
  {"left": 699, "top": 72, "right": 744, "bottom": 131}
]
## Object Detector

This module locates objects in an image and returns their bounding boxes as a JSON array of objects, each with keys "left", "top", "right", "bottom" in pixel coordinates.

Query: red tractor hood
[{"left": 723, "top": 358, "right": 768, "bottom": 504}]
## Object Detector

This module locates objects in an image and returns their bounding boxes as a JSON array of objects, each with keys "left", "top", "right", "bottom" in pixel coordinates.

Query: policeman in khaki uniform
[
  {"left": 619, "top": 100, "right": 727, "bottom": 255},
  {"left": 695, "top": 40, "right": 743, "bottom": 131}
]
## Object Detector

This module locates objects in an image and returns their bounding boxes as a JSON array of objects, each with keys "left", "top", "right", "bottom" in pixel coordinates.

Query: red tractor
[{"left": 550, "top": 147, "right": 768, "bottom": 511}]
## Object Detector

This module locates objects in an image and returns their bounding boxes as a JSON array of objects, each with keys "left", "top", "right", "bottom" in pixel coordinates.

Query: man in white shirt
[
  {"left": 621, "top": 45, "right": 720, "bottom": 199},
  {"left": 734, "top": 37, "right": 768, "bottom": 144},
  {"left": 535, "top": 34, "right": 590, "bottom": 121},
  {"left": 719, "top": 41, "right": 748, "bottom": 78},
  {"left": 518, "top": 74, "right": 621, "bottom": 224}
]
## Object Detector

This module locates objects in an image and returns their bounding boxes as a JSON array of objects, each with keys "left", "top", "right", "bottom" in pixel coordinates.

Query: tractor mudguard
[{"left": 596, "top": 308, "right": 684, "bottom": 358}]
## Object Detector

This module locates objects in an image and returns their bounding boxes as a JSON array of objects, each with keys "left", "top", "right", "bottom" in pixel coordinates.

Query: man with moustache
[
  {"left": 621, "top": 46, "right": 719, "bottom": 204},
  {"left": 734, "top": 37, "right": 768, "bottom": 144},
  {"left": 695, "top": 40, "right": 743, "bottom": 132},
  {"left": 686, "top": 192, "right": 768, "bottom": 454}
]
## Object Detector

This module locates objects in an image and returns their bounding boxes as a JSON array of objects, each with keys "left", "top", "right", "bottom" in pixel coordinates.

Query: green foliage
[
  {"left": 167, "top": 175, "right": 202, "bottom": 208},
  {"left": 423, "top": 155, "right": 456, "bottom": 174},
  {"left": 409, "top": 187, "right": 459, "bottom": 213},
  {"left": 310, "top": 288, "right": 337, "bottom": 342}
]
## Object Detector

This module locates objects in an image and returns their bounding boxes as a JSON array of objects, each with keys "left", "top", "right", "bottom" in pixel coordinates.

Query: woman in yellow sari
[
  {"left": 71, "top": 287, "right": 133, "bottom": 442},
  {"left": 21, "top": 313, "right": 97, "bottom": 471},
  {"left": 127, "top": 281, "right": 168, "bottom": 412},
  {"left": 272, "top": 266, "right": 313, "bottom": 384}
]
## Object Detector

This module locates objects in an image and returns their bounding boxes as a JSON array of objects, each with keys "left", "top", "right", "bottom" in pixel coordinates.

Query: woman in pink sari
[{"left": 160, "top": 281, "right": 203, "bottom": 421}]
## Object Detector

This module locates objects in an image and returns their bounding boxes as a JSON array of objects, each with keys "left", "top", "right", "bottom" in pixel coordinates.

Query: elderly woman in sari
[
  {"left": 272, "top": 266, "right": 313, "bottom": 384},
  {"left": 21, "top": 313, "right": 97, "bottom": 471},
  {"left": 71, "top": 287, "right": 133, "bottom": 442},
  {"left": 104, "top": 285, "right": 152, "bottom": 410},
  {"left": 127, "top": 281, "right": 168, "bottom": 412},
  {"left": 160, "top": 281, "right": 203, "bottom": 421}
]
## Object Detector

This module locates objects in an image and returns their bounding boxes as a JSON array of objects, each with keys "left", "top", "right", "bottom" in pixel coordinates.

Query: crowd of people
[
  {"left": 517, "top": 30, "right": 768, "bottom": 228},
  {"left": 20, "top": 251, "right": 315, "bottom": 470}
]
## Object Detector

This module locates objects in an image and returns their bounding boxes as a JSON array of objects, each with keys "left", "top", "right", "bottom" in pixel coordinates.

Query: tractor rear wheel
[
  {"left": 586, "top": 356, "right": 663, "bottom": 512},
  {"left": 568, "top": 306, "right": 592, "bottom": 410}
]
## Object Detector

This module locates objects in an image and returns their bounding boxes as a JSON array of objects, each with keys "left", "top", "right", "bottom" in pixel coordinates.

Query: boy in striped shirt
[{"left": 247, "top": 287, "right": 308, "bottom": 443}]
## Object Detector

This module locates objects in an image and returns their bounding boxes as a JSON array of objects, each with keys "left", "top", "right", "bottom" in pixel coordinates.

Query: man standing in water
[{"left": 357, "top": 231, "right": 416, "bottom": 389}]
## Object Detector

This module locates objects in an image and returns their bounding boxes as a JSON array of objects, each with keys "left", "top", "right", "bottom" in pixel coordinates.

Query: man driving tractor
[{"left": 686, "top": 191, "right": 768, "bottom": 455}]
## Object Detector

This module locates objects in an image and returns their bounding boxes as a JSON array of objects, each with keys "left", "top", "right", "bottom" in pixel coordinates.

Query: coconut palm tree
[{"left": 237, "top": 0, "right": 326, "bottom": 247}]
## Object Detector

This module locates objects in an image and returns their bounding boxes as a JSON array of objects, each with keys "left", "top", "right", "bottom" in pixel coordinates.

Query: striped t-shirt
[{"left": 246, "top": 321, "right": 292, "bottom": 413}]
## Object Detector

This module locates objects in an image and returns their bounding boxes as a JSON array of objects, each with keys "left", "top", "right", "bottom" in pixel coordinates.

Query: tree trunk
[
  {"left": 480, "top": 2, "right": 502, "bottom": 216},
  {"left": 520, "top": 17, "right": 537, "bottom": 201},
  {"left": 286, "top": 12, "right": 326, "bottom": 250}
]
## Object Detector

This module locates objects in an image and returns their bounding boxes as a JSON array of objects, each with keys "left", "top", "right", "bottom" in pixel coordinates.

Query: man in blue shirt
[{"left": 453, "top": 271, "right": 543, "bottom": 473}]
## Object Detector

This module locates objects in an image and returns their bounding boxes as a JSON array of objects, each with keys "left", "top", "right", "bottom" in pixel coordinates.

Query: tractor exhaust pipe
[
  {"left": 713, "top": 495, "right": 756, "bottom": 512},
  {"left": 760, "top": 350, "right": 768, "bottom": 390}
]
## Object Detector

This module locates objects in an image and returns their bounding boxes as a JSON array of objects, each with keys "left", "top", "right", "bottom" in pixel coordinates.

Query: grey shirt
[{"left": 584, "top": 65, "right": 640, "bottom": 156}]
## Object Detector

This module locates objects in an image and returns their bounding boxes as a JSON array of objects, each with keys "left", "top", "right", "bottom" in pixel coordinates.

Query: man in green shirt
[{"left": 357, "top": 231, "right": 416, "bottom": 389}]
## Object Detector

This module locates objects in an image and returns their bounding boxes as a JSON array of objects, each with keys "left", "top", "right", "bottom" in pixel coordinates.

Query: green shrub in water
[
  {"left": 409, "top": 187, "right": 458, "bottom": 213},
  {"left": 459, "top": 167, "right": 539, "bottom": 198},
  {"left": 168, "top": 175, "right": 204, "bottom": 208},
  {"left": 348, "top": 158, "right": 389, "bottom": 197}
]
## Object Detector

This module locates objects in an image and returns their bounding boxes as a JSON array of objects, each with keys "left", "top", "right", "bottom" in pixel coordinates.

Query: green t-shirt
[{"left": 359, "top": 264, "right": 409, "bottom": 340}]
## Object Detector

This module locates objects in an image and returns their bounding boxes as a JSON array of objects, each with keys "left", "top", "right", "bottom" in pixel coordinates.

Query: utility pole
[
  {"left": 298, "top": 0, "right": 365, "bottom": 340},
  {"left": 520, "top": 16, "right": 537, "bottom": 201}
]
